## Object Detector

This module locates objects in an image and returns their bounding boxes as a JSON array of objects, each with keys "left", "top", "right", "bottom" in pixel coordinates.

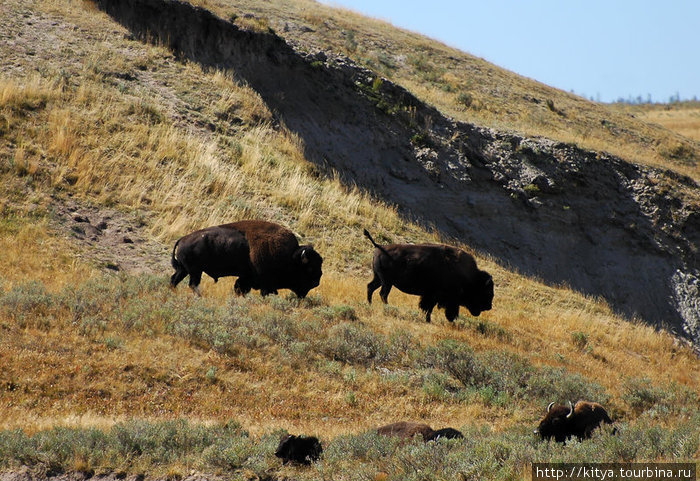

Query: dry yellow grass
[
  {"left": 616, "top": 102, "right": 700, "bottom": 142},
  {"left": 0, "top": 0, "right": 698, "bottom": 452}
]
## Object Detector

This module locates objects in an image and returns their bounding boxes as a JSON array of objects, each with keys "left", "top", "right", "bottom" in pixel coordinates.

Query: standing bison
[
  {"left": 171, "top": 220, "right": 322, "bottom": 297},
  {"left": 535, "top": 401, "right": 615, "bottom": 443},
  {"left": 364, "top": 229, "right": 493, "bottom": 322}
]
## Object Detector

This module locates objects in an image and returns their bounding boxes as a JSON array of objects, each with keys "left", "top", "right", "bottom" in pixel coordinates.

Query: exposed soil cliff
[{"left": 92, "top": 0, "right": 699, "bottom": 345}]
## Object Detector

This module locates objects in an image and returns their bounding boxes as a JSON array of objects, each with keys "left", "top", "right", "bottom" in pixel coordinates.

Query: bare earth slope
[{"left": 93, "top": 0, "right": 699, "bottom": 345}]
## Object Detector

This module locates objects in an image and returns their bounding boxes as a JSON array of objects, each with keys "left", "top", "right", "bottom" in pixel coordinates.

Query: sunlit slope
[{"left": 614, "top": 101, "right": 700, "bottom": 143}]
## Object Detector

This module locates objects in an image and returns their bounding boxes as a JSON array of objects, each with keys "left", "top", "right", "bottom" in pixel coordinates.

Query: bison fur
[
  {"left": 170, "top": 225, "right": 254, "bottom": 296},
  {"left": 171, "top": 220, "right": 322, "bottom": 298}
]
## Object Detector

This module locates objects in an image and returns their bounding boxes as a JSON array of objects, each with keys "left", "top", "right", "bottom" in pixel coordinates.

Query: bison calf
[
  {"left": 535, "top": 400, "right": 614, "bottom": 443},
  {"left": 274, "top": 434, "right": 322, "bottom": 465},
  {"left": 171, "top": 220, "right": 322, "bottom": 298},
  {"left": 364, "top": 229, "right": 493, "bottom": 322}
]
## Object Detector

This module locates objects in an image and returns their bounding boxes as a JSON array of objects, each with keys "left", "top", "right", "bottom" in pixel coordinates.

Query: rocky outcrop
[{"left": 92, "top": 0, "right": 699, "bottom": 345}]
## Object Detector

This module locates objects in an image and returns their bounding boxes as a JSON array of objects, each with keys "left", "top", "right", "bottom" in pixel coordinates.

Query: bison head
[
  {"left": 534, "top": 401, "right": 574, "bottom": 442},
  {"left": 462, "top": 271, "right": 494, "bottom": 316},
  {"left": 291, "top": 245, "right": 323, "bottom": 298},
  {"left": 428, "top": 427, "right": 464, "bottom": 441}
]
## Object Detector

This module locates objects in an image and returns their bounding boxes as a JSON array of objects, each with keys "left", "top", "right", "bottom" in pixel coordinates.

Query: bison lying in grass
[
  {"left": 364, "top": 229, "right": 493, "bottom": 322},
  {"left": 171, "top": 220, "right": 322, "bottom": 297},
  {"left": 377, "top": 421, "right": 464, "bottom": 441}
]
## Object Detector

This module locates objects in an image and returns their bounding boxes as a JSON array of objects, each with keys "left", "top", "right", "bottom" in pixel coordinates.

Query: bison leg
[
  {"left": 379, "top": 283, "right": 392, "bottom": 304},
  {"left": 367, "top": 275, "right": 382, "bottom": 304},
  {"left": 261, "top": 288, "right": 279, "bottom": 297},
  {"left": 234, "top": 278, "right": 252, "bottom": 296},
  {"left": 188, "top": 271, "right": 203, "bottom": 297},
  {"left": 170, "top": 268, "right": 188, "bottom": 288},
  {"left": 419, "top": 296, "right": 437, "bottom": 323},
  {"left": 444, "top": 303, "right": 459, "bottom": 323}
]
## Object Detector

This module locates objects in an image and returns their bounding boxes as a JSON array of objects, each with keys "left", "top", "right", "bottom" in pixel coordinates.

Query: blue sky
[{"left": 318, "top": 0, "right": 699, "bottom": 103}]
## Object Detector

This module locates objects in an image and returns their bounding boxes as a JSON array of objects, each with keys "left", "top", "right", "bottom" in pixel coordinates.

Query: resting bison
[
  {"left": 171, "top": 220, "right": 322, "bottom": 297},
  {"left": 535, "top": 401, "right": 614, "bottom": 443},
  {"left": 274, "top": 434, "right": 322, "bottom": 465},
  {"left": 364, "top": 230, "right": 493, "bottom": 322},
  {"left": 377, "top": 422, "right": 463, "bottom": 441},
  {"left": 430, "top": 427, "right": 464, "bottom": 441}
]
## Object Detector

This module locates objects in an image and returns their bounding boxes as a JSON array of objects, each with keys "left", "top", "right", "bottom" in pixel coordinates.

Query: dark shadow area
[{"left": 93, "top": 0, "right": 699, "bottom": 343}]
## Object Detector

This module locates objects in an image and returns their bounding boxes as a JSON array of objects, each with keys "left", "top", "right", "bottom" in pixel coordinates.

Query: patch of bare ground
[{"left": 48, "top": 195, "right": 170, "bottom": 275}]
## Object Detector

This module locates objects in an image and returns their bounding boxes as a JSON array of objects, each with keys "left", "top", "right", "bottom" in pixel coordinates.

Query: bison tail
[
  {"left": 363, "top": 229, "right": 379, "bottom": 247},
  {"left": 364, "top": 229, "right": 393, "bottom": 259},
  {"left": 171, "top": 238, "right": 183, "bottom": 270}
]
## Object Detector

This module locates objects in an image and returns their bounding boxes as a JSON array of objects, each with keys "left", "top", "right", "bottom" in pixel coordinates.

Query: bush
[
  {"left": 457, "top": 92, "right": 473, "bottom": 108},
  {"left": 422, "top": 339, "right": 488, "bottom": 387},
  {"left": 0, "top": 280, "right": 55, "bottom": 326},
  {"left": 623, "top": 377, "right": 697, "bottom": 416},
  {"left": 319, "top": 322, "right": 388, "bottom": 366}
]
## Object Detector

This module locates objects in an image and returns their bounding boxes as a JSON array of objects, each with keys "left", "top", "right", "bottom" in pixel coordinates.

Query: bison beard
[
  {"left": 363, "top": 229, "right": 494, "bottom": 322},
  {"left": 170, "top": 220, "right": 322, "bottom": 297}
]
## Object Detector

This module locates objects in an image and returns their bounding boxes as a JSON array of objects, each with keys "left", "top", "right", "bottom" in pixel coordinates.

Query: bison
[
  {"left": 364, "top": 229, "right": 493, "bottom": 322},
  {"left": 171, "top": 220, "right": 322, "bottom": 297},
  {"left": 377, "top": 421, "right": 463, "bottom": 442},
  {"left": 429, "top": 427, "right": 465, "bottom": 441},
  {"left": 535, "top": 400, "right": 615, "bottom": 443},
  {"left": 274, "top": 434, "right": 322, "bottom": 465}
]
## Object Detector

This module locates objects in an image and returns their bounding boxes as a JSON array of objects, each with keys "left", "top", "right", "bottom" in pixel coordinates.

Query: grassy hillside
[
  {"left": 0, "top": 1, "right": 698, "bottom": 480},
  {"left": 613, "top": 101, "right": 700, "bottom": 142}
]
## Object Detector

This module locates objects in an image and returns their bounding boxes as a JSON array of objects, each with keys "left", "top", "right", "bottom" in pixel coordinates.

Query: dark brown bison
[
  {"left": 274, "top": 434, "right": 322, "bottom": 465},
  {"left": 377, "top": 422, "right": 463, "bottom": 442},
  {"left": 364, "top": 230, "right": 493, "bottom": 322},
  {"left": 170, "top": 225, "right": 254, "bottom": 296},
  {"left": 171, "top": 220, "right": 322, "bottom": 297},
  {"left": 535, "top": 400, "right": 614, "bottom": 443}
]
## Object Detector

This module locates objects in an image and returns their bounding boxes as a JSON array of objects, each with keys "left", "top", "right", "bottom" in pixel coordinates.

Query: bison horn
[
  {"left": 547, "top": 402, "right": 555, "bottom": 413},
  {"left": 301, "top": 248, "right": 307, "bottom": 260},
  {"left": 566, "top": 400, "right": 574, "bottom": 418}
]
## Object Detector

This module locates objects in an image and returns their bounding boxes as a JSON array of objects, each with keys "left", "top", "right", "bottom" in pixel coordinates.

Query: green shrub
[
  {"left": 319, "top": 322, "right": 388, "bottom": 366},
  {"left": 0, "top": 280, "right": 55, "bottom": 326},
  {"left": 422, "top": 339, "right": 488, "bottom": 387},
  {"left": 314, "top": 304, "right": 358, "bottom": 321},
  {"left": 457, "top": 92, "right": 473, "bottom": 108},
  {"left": 623, "top": 377, "right": 697, "bottom": 415},
  {"left": 571, "top": 331, "right": 589, "bottom": 349}
]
